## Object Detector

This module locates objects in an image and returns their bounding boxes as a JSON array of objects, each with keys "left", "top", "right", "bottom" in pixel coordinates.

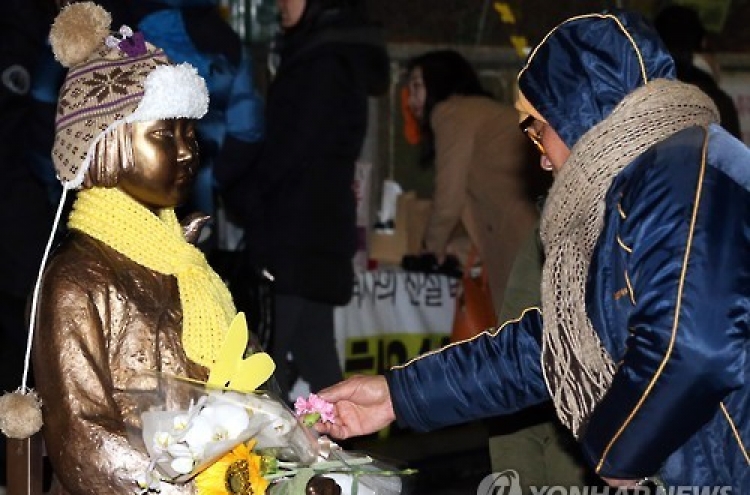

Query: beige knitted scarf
[{"left": 539, "top": 79, "right": 719, "bottom": 438}]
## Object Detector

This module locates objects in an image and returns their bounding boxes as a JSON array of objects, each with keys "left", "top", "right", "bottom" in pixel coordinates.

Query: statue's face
[{"left": 119, "top": 118, "right": 199, "bottom": 210}]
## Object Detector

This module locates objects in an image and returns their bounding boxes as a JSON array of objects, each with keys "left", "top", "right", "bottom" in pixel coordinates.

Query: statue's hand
[{"left": 180, "top": 212, "right": 210, "bottom": 244}]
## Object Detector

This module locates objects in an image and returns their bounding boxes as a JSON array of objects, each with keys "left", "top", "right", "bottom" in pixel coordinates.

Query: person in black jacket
[
  {"left": 654, "top": 4, "right": 742, "bottom": 139},
  {"left": 216, "top": 0, "right": 389, "bottom": 401}
]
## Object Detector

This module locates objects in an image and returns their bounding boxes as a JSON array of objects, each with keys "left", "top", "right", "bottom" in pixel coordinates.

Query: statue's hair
[{"left": 83, "top": 123, "right": 134, "bottom": 188}]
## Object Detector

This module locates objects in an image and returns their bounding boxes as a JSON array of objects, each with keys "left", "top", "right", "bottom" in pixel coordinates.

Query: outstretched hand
[{"left": 314, "top": 375, "right": 396, "bottom": 440}]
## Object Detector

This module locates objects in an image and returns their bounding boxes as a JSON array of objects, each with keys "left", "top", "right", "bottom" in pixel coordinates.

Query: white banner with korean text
[{"left": 334, "top": 269, "right": 458, "bottom": 376}]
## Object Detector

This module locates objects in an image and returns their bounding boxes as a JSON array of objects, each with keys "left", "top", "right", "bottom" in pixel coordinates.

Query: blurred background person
[
  {"left": 654, "top": 4, "right": 741, "bottom": 139},
  {"left": 216, "top": 0, "right": 390, "bottom": 402},
  {"left": 405, "top": 49, "right": 590, "bottom": 492},
  {"left": 405, "top": 49, "right": 546, "bottom": 320}
]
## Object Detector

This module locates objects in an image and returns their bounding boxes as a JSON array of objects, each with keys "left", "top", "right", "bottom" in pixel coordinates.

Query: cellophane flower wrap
[{"left": 124, "top": 372, "right": 319, "bottom": 487}]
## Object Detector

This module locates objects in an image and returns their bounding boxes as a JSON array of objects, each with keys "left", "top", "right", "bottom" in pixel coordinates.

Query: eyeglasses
[{"left": 520, "top": 116, "right": 546, "bottom": 156}]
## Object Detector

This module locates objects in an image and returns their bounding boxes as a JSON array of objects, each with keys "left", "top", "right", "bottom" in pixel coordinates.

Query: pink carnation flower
[{"left": 294, "top": 393, "right": 335, "bottom": 425}]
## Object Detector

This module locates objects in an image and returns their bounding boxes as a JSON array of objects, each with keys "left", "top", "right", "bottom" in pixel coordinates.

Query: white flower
[
  {"left": 172, "top": 414, "right": 190, "bottom": 431},
  {"left": 212, "top": 424, "right": 230, "bottom": 442},
  {"left": 267, "top": 415, "right": 293, "bottom": 436},
  {"left": 211, "top": 403, "right": 250, "bottom": 439},
  {"left": 152, "top": 431, "right": 174, "bottom": 455},
  {"left": 197, "top": 404, "right": 219, "bottom": 422},
  {"left": 166, "top": 443, "right": 192, "bottom": 460},
  {"left": 197, "top": 401, "right": 250, "bottom": 440},
  {"left": 182, "top": 415, "right": 214, "bottom": 454},
  {"left": 170, "top": 455, "right": 194, "bottom": 475},
  {"left": 135, "top": 469, "right": 162, "bottom": 493}
]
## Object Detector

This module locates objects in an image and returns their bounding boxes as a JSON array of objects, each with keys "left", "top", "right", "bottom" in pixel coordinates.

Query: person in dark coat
[
  {"left": 216, "top": 0, "right": 390, "bottom": 401},
  {"left": 654, "top": 4, "right": 742, "bottom": 139}
]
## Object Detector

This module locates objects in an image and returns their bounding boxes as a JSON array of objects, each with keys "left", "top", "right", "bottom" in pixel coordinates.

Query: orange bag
[
  {"left": 400, "top": 86, "right": 421, "bottom": 145},
  {"left": 451, "top": 248, "right": 497, "bottom": 342}
]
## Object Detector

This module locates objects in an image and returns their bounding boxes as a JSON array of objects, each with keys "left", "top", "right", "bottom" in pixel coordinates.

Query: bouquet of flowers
[
  {"left": 125, "top": 372, "right": 319, "bottom": 492},
  {"left": 128, "top": 377, "right": 408, "bottom": 494},
  {"left": 126, "top": 315, "right": 411, "bottom": 494}
]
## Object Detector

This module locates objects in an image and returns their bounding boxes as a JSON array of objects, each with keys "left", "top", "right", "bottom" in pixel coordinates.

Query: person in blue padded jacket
[{"left": 315, "top": 10, "right": 750, "bottom": 492}]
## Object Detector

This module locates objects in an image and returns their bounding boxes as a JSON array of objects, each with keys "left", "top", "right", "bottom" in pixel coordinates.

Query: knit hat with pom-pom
[{"left": 50, "top": 2, "right": 209, "bottom": 189}]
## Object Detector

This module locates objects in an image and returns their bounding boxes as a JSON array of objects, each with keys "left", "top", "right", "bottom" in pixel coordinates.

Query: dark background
[{"left": 368, "top": 0, "right": 750, "bottom": 51}]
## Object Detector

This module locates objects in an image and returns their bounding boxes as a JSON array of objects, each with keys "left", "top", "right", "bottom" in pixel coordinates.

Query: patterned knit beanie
[{"left": 50, "top": 2, "right": 209, "bottom": 190}]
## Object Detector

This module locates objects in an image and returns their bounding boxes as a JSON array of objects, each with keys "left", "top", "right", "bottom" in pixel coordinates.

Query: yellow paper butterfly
[{"left": 207, "top": 312, "right": 276, "bottom": 392}]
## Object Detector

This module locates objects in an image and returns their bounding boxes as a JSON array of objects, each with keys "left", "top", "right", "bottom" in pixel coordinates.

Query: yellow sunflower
[{"left": 195, "top": 440, "right": 270, "bottom": 495}]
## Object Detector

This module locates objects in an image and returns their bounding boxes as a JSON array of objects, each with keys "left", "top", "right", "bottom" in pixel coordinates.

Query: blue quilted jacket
[{"left": 386, "top": 11, "right": 750, "bottom": 490}]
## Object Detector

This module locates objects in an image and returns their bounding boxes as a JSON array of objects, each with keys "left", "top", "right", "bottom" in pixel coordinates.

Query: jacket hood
[{"left": 517, "top": 11, "right": 676, "bottom": 148}]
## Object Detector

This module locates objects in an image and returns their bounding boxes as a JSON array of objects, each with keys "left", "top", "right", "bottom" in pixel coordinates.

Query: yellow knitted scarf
[{"left": 68, "top": 186, "right": 235, "bottom": 368}]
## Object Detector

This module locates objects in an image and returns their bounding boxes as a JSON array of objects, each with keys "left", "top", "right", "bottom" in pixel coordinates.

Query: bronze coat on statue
[{"left": 33, "top": 233, "right": 207, "bottom": 495}]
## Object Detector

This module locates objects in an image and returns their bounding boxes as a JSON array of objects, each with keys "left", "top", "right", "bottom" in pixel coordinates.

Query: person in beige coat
[{"left": 406, "top": 49, "right": 547, "bottom": 318}]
